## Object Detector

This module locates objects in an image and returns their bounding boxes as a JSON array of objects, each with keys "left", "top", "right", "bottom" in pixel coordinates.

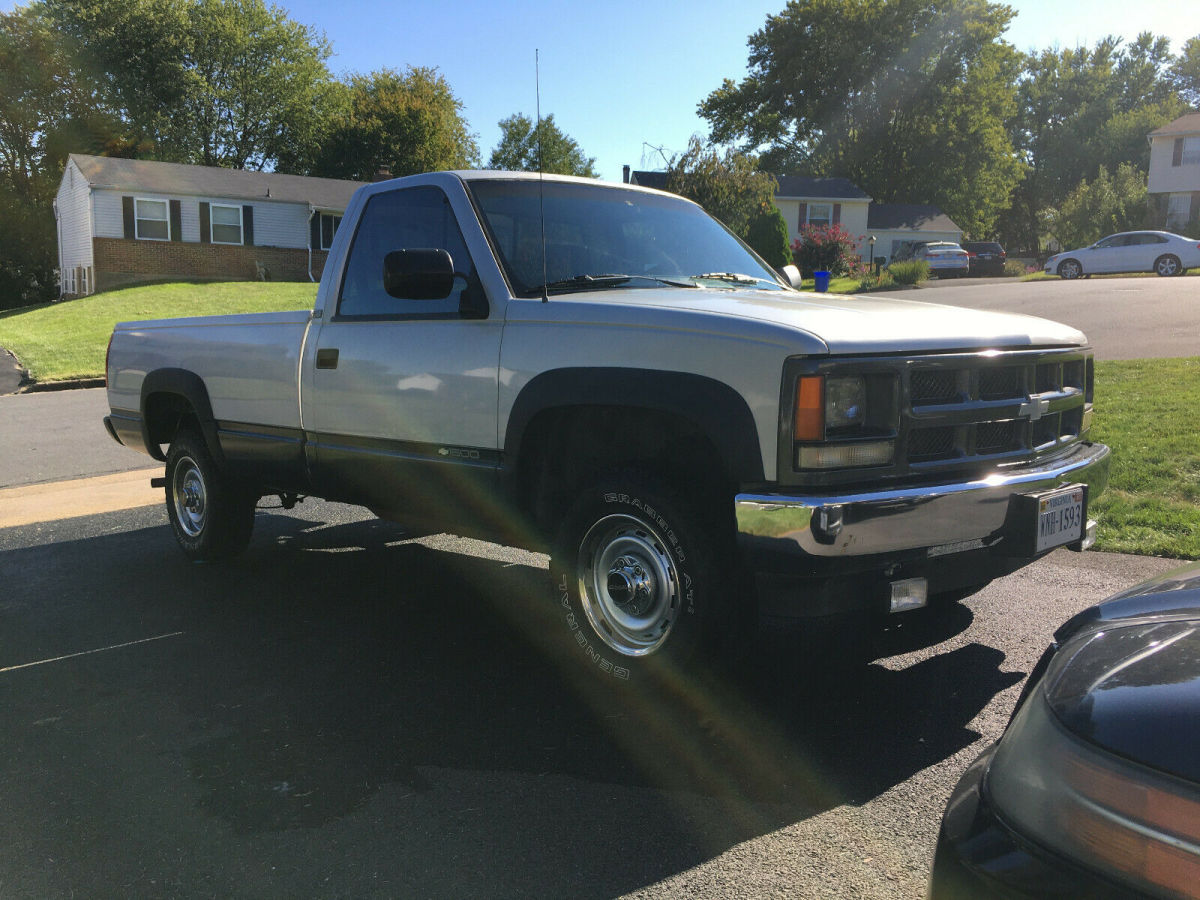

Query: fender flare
[
  {"left": 504, "top": 367, "right": 765, "bottom": 483},
  {"left": 139, "top": 368, "right": 224, "bottom": 465}
]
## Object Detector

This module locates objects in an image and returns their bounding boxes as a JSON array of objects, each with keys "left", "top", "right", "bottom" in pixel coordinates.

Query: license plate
[{"left": 1034, "top": 486, "right": 1085, "bottom": 553}]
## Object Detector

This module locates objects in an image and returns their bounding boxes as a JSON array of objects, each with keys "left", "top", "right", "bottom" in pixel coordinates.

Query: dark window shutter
[
  {"left": 169, "top": 199, "right": 182, "bottom": 242},
  {"left": 833, "top": 203, "right": 842, "bottom": 225},
  {"left": 310, "top": 213, "right": 321, "bottom": 249},
  {"left": 242, "top": 205, "right": 254, "bottom": 246},
  {"left": 797, "top": 202, "right": 807, "bottom": 230},
  {"left": 1174, "top": 138, "right": 1185, "bottom": 166},
  {"left": 199, "top": 202, "right": 211, "bottom": 243},
  {"left": 1191, "top": 192, "right": 1200, "bottom": 225},
  {"left": 122, "top": 196, "right": 135, "bottom": 239}
]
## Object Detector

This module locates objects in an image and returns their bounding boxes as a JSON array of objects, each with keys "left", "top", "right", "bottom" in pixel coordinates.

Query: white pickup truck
[{"left": 105, "top": 171, "right": 1110, "bottom": 682}]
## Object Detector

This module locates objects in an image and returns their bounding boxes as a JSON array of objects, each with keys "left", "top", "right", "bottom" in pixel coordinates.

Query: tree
[
  {"left": 1171, "top": 36, "right": 1200, "bottom": 109},
  {"left": 745, "top": 202, "right": 792, "bottom": 267},
  {"left": 664, "top": 137, "right": 778, "bottom": 239},
  {"left": 997, "top": 34, "right": 1184, "bottom": 253},
  {"left": 43, "top": 0, "right": 336, "bottom": 170},
  {"left": 287, "top": 67, "right": 479, "bottom": 181},
  {"left": 699, "top": 0, "right": 1023, "bottom": 237},
  {"left": 1043, "top": 163, "right": 1148, "bottom": 251},
  {"left": 0, "top": 5, "right": 114, "bottom": 306},
  {"left": 488, "top": 113, "right": 596, "bottom": 177}
]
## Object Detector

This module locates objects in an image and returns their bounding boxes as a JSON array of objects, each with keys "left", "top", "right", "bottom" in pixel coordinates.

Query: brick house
[
  {"left": 626, "top": 169, "right": 961, "bottom": 263},
  {"left": 1147, "top": 112, "right": 1200, "bottom": 232},
  {"left": 54, "top": 154, "right": 365, "bottom": 297}
]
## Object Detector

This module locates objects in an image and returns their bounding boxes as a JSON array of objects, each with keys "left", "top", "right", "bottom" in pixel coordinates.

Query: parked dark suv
[{"left": 962, "top": 241, "right": 1006, "bottom": 277}]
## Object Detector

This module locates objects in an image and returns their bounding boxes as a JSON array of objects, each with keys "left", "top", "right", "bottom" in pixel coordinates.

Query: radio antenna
[{"left": 536, "top": 49, "right": 548, "bottom": 303}]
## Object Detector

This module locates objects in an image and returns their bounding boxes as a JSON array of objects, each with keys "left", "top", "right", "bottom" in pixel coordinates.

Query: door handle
[{"left": 316, "top": 348, "right": 339, "bottom": 370}]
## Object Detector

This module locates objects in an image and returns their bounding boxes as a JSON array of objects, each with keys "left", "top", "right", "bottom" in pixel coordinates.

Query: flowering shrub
[{"left": 791, "top": 224, "right": 865, "bottom": 277}]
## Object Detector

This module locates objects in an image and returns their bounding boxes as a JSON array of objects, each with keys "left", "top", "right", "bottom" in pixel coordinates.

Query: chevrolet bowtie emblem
[{"left": 1019, "top": 397, "right": 1051, "bottom": 421}]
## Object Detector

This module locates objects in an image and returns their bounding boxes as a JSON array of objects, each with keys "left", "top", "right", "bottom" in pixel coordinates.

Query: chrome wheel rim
[
  {"left": 1060, "top": 261, "right": 1080, "bottom": 279},
  {"left": 576, "top": 514, "right": 680, "bottom": 657},
  {"left": 172, "top": 456, "right": 207, "bottom": 538},
  {"left": 1157, "top": 257, "right": 1178, "bottom": 276}
]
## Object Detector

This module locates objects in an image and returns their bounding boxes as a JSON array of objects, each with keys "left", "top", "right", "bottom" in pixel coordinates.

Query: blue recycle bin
[{"left": 813, "top": 270, "right": 831, "bottom": 292}]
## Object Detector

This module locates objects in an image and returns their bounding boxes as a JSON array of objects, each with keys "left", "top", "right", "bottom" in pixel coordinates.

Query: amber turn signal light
[{"left": 794, "top": 375, "right": 824, "bottom": 441}]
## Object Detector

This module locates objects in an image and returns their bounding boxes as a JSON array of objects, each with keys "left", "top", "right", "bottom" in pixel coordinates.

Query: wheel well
[
  {"left": 516, "top": 405, "right": 735, "bottom": 541},
  {"left": 143, "top": 392, "right": 199, "bottom": 456}
]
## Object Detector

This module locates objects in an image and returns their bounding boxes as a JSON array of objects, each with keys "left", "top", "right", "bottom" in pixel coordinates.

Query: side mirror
[
  {"left": 383, "top": 248, "right": 455, "bottom": 300},
  {"left": 778, "top": 264, "right": 803, "bottom": 289}
]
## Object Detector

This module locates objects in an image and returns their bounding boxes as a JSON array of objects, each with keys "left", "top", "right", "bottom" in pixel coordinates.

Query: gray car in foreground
[{"left": 931, "top": 562, "right": 1200, "bottom": 899}]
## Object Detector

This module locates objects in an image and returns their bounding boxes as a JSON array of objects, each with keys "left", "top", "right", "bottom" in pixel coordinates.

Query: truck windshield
[{"left": 467, "top": 179, "right": 788, "bottom": 297}]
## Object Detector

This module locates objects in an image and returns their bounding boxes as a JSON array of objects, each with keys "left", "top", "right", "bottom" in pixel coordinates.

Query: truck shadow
[{"left": 0, "top": 506, "right": 1024, "bottom": 898}]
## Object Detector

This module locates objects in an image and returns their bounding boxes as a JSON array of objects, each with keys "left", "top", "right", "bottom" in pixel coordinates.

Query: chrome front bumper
[{"left": 735, "top": 442, "right": 1110, "bottom": 559}]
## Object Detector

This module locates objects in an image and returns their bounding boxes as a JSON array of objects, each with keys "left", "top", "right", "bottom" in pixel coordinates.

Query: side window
[{"left": 337, "top": 186, "right": 482, "bottom": 319}]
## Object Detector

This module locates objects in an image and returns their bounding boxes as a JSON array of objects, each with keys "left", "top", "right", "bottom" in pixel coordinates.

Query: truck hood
[{"left": 548, "top": 287, "right": 1088, "bottom": 355}]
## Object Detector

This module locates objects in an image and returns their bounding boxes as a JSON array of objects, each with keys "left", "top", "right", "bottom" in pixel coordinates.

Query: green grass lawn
[
  {"left": 1090, "top": 358, "right": 1200, "bottom": 559},
  {"left": 0, "top": 282, "right": 317, "bottom": 383},
  {"left": 1, "top": 282, "right": 1194, "bottom": 559}
]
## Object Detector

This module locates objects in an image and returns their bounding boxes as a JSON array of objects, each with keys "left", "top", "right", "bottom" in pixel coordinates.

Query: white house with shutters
[
  {"left": 1148, "top": 112, "right": 1200, "bottom": 233},
  {"left": 54, "top": 154, "right": 365, "bottom": 297}
]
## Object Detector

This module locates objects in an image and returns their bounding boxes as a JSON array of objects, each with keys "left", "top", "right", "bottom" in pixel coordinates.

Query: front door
[{"left": 301, "top": 185, "right": 503, "bottom": 522}]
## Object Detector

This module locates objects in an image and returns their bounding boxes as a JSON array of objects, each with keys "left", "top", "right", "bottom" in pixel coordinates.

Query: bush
[
  {"left": 745, "top": 202, "right": 792, "bottom": 268},
  {"left": 791, "top": 223, "right": 864, "bottom": 277},
  {"left": 1002, "top": 260, "right": 1026, "bottom": 277},
  {"left": 887, "top": 260, "right": 930, "bottom": 285}
]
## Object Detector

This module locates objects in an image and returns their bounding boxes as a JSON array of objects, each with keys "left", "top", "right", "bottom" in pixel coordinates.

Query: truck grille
[
  {"left": 782, "top": 347, "right": 1095, "bottom": 487},
  {"left": 903, "top": 349, "right": 1092, "bottom": 470}
]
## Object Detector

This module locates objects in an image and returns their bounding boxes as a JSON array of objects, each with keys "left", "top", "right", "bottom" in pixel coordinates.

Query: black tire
[
  {"left": 1154, "top": 254, "right": 1182, "bottom": 277},
  {"left": 1057, "top": 259, "right": 1082, "bottom": 279},
  {"left": 165, "top": 425, "right": 256, "bottom": 561},
  {"left": 549, "top": 474, "right": 735, "bottom": 683}
]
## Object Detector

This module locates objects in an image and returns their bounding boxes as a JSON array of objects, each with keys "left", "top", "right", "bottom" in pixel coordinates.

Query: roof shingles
[{"left": 69, "top": 154, "right": 364, "bottom": 211}]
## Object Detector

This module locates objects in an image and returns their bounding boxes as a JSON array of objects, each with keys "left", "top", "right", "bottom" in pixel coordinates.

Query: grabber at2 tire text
[
  {"left": 164, "top": 425, "right": 257, "bottom": 561},
  {"left": 549, "top": 474, "right": 735, "bottom": 683}
]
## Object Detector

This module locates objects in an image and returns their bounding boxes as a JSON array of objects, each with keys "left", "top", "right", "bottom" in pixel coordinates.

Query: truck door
[{"left": 301, "top": 184, "right": 503, "bottom": 521}]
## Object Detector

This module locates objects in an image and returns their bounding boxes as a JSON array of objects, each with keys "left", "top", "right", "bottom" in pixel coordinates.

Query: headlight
[
  {"left": 988, "top": 628, "right": 1200, "bottom": 899},
  {"left": 792, "top": 373, "right": 897, "bottom": 469},
  {"left": 826, "top": 376, "right": 866, "bottom": 430}
]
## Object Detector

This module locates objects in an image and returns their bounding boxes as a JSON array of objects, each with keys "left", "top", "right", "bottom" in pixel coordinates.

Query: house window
[
  {"left": 1181, "top": 137, "right": 1200, "bottom": 167},
  {"left": 134, "top": 198, "right": 170, "bottom": 241},
  {"left": 320, "top": 213, "right": 341, "bottom": 250},
  {"left": 1167, "top": 193, "right": 1192, "bottom": 229},
  {"left": 806, "top": 203, "right": 833, "bottom": 227},
  {"left": 210, "top": 203, "right": 243, "bottom": 244}
]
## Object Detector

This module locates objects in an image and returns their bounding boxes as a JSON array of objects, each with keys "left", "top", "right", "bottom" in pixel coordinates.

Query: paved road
[
  {"left": 0, "top": 388, "right": 148, "bottom": 487},
  {"left": 914, "top": 274, "right": 1199, "bottom": 360},
  {"left": 0, "top": 500, "right": 1179, "bottom": 899}
]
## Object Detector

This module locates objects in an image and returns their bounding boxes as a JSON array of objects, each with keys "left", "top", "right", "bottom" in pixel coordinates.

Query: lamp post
[{"left": 868, "top": 234, "right": 877, "bottom": 275}]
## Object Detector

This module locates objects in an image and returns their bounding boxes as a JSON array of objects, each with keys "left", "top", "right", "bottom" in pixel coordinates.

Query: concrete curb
[{"left": 19, "top": 377, "right": 107, "bottom": 393}]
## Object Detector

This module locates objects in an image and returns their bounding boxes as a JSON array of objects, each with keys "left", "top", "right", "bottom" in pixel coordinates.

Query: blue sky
[{"left": 275, "top": 0, "right": 1196, "bottom": 181}]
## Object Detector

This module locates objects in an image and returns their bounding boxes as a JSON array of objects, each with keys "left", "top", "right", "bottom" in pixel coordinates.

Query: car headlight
[
  {"left": 792, "top": 373, "right": 897, "bottom": 469},
  {"left": 987, "top": 625, "right": 1200, "bottom": 898}
]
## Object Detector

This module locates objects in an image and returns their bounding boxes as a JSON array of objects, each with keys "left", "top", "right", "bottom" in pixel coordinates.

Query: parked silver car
[
  {"left": 909, "top": 241, "right": 969, "bottom": 277},
  {"left": 1045, "top": 230, "right": 1200, "bottom": 279}
]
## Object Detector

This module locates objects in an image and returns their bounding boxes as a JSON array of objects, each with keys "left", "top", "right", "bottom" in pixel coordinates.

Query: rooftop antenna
[{"left": 536, "top": 49, "right": 549, "bottom": 303}]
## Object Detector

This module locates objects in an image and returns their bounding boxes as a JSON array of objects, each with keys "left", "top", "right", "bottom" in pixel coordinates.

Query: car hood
[
  {"left": 1046, "top": 613, "right": 1200, "bottom": 784},
  {"left": 530, "top": 287, "right": 1088, "bottom": 355}
]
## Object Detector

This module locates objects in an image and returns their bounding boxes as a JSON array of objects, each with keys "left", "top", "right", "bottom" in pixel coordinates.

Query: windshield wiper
[
  {"left": 690, "top": 272, "right": 772, "bottom": 285},
  {"left": 534, "top": 273, "right": 697, "bottom": 295}
]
